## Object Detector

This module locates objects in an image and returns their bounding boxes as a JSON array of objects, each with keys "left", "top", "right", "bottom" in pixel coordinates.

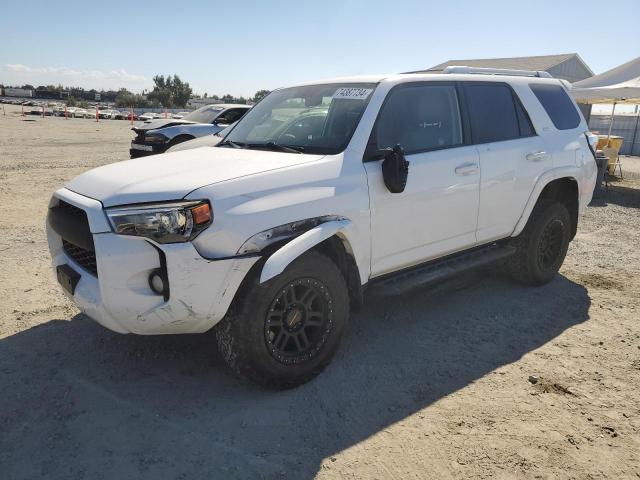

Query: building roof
[{"left": 409, "top": 53, "right": 593, "bottom": 75}]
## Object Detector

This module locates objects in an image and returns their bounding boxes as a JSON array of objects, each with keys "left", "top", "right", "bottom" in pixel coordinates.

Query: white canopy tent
[{"left": 570, "top": 57, "right": 640, "bottom": 139}]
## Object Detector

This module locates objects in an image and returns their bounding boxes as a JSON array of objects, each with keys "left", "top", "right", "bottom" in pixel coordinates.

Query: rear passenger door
[
  {"left": 365, "top": 82, "right": 480, "bottom": 276},
  {"left": 462, "top": 82, "right": 550, "bottom": 243}
]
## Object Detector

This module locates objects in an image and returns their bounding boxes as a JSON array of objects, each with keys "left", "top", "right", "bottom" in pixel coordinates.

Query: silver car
[{"left": 129, "top": 104, "right": 250, "bottom": 158}]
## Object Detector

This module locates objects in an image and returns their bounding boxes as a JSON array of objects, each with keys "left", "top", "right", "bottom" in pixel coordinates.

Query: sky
[{"left": 1, "top": 0, "right": 638, "bottom": 98}]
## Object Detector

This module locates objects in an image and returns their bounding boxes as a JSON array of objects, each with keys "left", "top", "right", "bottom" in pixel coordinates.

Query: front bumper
[
  {"left": 130, "top": 142, "right": 168, "bottom": 158},
  {"left": 129, "top": 148, "right": 160, "bottom": 158},
  {"left": 47, "top": 188, "right": 259, "bottom": 334}
]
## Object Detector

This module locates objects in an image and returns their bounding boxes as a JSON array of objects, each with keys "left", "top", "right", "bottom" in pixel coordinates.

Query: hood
[
  {"left": 66, "top": 148, "right": 325, "bottom": 207},
  {"left": 134, "top": 118, "right": 197, "bottom": 132}
]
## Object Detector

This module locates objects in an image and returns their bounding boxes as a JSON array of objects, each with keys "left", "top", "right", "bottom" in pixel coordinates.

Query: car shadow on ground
[
  {"left": 606, "top": 183, "right": 640, "bottom": 208},
  {"left": 0, "top": 271, "right": 590, "bottom": 479},
  {"left": 590, "top": 179, "right": 640, "bottom": 209}
]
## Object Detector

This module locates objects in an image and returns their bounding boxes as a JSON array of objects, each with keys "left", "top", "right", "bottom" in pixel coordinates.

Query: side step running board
[{"left": 368, "top": 243, "right": 516, "bottom": 296}]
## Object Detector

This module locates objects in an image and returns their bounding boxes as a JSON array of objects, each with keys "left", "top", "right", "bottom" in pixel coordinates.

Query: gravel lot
[{"left": 1, "top": 104, "right": 639, "bottom": 479}]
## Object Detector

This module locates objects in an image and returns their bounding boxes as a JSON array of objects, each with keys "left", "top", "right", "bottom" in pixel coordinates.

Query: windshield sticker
[{"left": 333, "top": 87, "right": 373, "bottom": 100}]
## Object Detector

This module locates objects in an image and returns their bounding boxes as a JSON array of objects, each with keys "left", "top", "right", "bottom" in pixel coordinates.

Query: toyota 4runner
[{"left": 47, "top": 67, "right": 598, "bottom": 388}]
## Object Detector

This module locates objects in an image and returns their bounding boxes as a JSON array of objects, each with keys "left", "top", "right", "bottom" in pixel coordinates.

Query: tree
[
  {"left": 147, "top": 74, "right": 193, "bottom": 108},
  {"left": 115, "top": 90, "right": 152, "bottom": 108},
  {"left": 171, "top": 75, "right": 192, "bottom": 107},
  {"left": 253, "top": 89, "right": 270, "bottom": 102}
]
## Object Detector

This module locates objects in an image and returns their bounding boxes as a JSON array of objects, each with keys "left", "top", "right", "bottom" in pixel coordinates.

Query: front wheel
[
  {"left": 507, "top": 200, "right": 571, "bottom": 286},
  {"left": 215, "top": 251, "right": 349, "bottom": 389}
]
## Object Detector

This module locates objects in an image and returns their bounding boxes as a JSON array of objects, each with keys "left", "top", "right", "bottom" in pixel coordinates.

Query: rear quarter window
[{"left": 529, "top": 83, "right": 581, "bottom": 130}]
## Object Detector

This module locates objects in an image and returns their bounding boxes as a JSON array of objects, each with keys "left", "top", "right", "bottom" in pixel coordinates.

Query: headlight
[
  {"left": 105, "top": 201, "right": 212, "bottom": 243},
  {"left": 144, "top": 133, "right": 168, "bottom": 144}
]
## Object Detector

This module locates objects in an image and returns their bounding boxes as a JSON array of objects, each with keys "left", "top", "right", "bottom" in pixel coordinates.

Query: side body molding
[
  {"left": 260, "top": 219, "right": 351, "bottom": 283},
  {"left": 511, "top": 166, "right": 579, "bottom": 237}
]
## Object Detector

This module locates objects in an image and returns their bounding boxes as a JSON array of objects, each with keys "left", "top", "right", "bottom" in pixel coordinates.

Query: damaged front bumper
[{"left": 47, "top": 188, "right": 259, "bottom": 334}]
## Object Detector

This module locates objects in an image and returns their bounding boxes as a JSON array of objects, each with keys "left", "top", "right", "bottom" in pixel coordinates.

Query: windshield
[
  {"left": 215, "top": 123, "right": 235, "bottom": 137},
  {"left": 184, "top": 105, "right": 224, "bottom": 123},
  {"left": 222, "top": 83, "right": 376, "bottom": 154}
]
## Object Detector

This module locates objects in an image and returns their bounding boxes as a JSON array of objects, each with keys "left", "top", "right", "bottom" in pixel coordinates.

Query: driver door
[{"left": 364, "top": 82, "right": 480, "bottom": 276}]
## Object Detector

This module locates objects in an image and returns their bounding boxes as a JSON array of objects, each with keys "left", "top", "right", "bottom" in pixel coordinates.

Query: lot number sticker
[{"left": 333, "top": 87, "right": 373, "bottom": 100}]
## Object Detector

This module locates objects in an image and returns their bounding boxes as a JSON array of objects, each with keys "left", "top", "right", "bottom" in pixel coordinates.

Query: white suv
[{"left": 47, "top": 68, "right": 597, "bottom": 388}]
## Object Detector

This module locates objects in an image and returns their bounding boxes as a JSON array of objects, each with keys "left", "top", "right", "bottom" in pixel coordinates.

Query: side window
[
  {"left": 530, "top": 83, "right": 580, "bottom": 130},
  {"left": 375, "top": 84, "right": 463, "bottom": 154},
  {"left": 464, "top": 83, "right": 521, "bottom": 143},
  {"left": 228, "top": 108, "right": 248, "bottom": 123},
  {"left": 217, "top": 108, "right": 246, "bottom": 124}
]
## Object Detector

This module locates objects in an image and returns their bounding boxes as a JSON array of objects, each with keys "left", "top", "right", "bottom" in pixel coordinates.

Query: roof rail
[{"left": 442, "top": 66, "right": 553, "bottom": 78}]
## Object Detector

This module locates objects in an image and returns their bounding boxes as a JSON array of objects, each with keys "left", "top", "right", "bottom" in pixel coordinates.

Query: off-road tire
[
  {"left": 215, "top": 250, "right": 349, "bottom": 389},
  {"left": 507, "top": 200, "right": 571, "bottom": 286}
]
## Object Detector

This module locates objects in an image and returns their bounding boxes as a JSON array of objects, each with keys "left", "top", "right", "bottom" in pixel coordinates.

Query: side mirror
[
  {"left": 377, "top": 144, "right": 409, "bottom": 193},
  {"left": 214, "top": 118, "right": 229, "bottom": 125}
]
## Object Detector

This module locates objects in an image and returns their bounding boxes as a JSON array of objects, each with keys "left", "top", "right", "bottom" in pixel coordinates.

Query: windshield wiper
[
  {"left": 217, "top": 139, "right": 245, "bottom": 149},
  {"left": 247, "top": 142, "right": 304, "bottom": 154}
]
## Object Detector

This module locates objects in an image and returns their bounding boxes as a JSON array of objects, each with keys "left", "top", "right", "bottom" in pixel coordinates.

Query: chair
[
  {"left": 601, "top": 146, "right": 623, "bottom": 190},
  {"left": 609, "top": 155, "right": 624, "bottom": 179}
]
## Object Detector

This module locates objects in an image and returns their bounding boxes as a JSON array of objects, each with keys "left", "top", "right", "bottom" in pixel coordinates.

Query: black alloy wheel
[{"left": 264, "top": 278, "right": 333, "bottom": 365}]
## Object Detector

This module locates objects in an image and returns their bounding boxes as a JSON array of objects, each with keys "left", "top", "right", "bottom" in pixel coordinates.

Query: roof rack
[{"left": 442, "top": 66, "right": 553, "bottom": 78}]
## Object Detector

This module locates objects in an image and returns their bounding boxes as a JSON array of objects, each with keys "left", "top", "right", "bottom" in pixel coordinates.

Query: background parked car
[
  {"left": 98, "top": 109, "right": 114, "bottom": 119},
  {"left": 27, "top": 105, "right": 44, "bottom": 115},
  {"left": 122, "top": 112, "right": 138, "bottom": 121},
  {"left": 130, "top": 104, "right": 250, "bottom": 158},
  {"left": 165, "top": 123, "right": 235, "bottom": 153},
  {"left": 138, "top": 112, "right": 161, "bottom": 121}
]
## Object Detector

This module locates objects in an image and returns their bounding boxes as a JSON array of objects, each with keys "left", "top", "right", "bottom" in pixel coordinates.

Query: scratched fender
[{"left": 260, "top": 219, "right": 351, "bottom": 283}]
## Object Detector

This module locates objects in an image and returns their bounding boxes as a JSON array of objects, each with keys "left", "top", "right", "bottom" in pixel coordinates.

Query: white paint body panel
[
  {"left": 475, "top": 135, "right": 551, "bottom": 244},
  {"left": 46, "top": 73, "right": 596, "bottom": 335},
  {"left": 365, "top": 145, "right": 480, "bottom": 276},
  {"left": 66, "top": 147, "right": 326, "bottom": 207},
  {"left": 260, "top": 220, "right": 351, "bottom": 283}
]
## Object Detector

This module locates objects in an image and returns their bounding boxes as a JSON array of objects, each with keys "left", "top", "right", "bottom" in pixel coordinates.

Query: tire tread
[{"left": 215, "top": 250, "right": 348, "bottom": 389}]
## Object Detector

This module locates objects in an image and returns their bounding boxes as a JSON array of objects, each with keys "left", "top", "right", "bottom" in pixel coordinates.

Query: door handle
[
  {"left": 454, "top": 162, "right": 479, "bottom": 175},
  {"left": 526, "top": 151, "right": 548, "bottom": 162}
]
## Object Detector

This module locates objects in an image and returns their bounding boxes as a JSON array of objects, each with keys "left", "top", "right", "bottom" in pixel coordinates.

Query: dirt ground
[{"left": 0, "top": 104, "right": 639, "bottom": 479}]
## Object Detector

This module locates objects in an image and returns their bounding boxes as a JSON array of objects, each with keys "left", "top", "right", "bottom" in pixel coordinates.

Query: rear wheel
[
  {"left": 507, "top": 200, "right": 571, "bottom": 286},
  {"left": 215, "top": 251, "right": 349, "bottom": 389}
]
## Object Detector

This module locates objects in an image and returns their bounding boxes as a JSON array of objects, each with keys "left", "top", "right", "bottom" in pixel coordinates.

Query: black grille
[
  {"left": 57, "top": 200, "right": 86, "bottom": 219},
  {"left": 63, "top": 239, "right": 98, "bottom": 276},
  {"left": 52, "top": 201, "right": 97, "bottom": 276}
]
